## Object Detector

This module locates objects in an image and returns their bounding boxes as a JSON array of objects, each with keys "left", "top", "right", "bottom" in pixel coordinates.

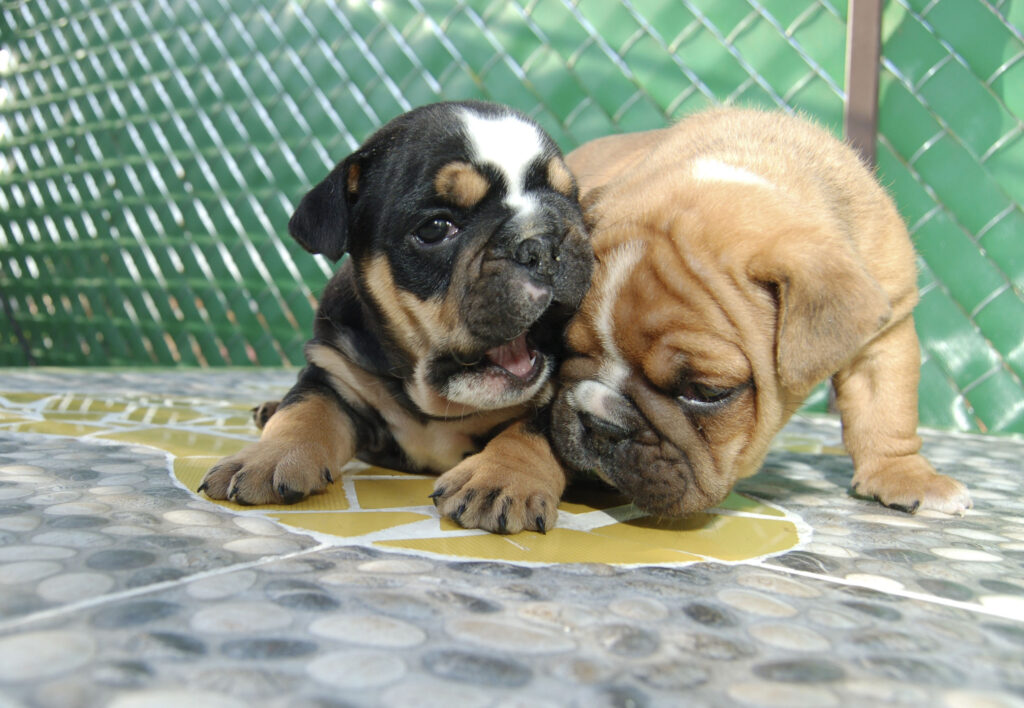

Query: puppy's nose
[
  {"left": 579, "top": 411, "right": 631, "bottom": 443},
  {"left": 513, "top": 237, "right": 555, "bottom": 276}
]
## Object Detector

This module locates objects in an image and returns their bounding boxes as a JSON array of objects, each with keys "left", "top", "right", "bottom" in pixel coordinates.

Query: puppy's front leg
[
  {"left": 200, "top": 378, "right": 356, "bottom": 505},
  {"left": 432, "top": 420, "right": 568, "bottom": 534},
  {"left": 833, "top": 317, "right": 971, "bottom": 514}
]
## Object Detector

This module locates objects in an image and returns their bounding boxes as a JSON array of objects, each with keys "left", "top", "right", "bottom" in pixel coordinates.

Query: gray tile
[{"left": 1, "top": 370, "right": 1023, "bottom": 708}]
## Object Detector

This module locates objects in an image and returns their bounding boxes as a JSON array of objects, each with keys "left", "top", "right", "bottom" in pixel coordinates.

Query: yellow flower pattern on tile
[{"left": 0, "top": 390, "right": 809, "bottom": 565}]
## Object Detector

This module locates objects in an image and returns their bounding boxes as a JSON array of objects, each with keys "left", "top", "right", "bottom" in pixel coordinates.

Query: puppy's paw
[
  {"left": 851, "top": 455, "right": 972, "bottom": 516},
  {"left": 251, "top": 400, "right": 280, "bottom": 429},
  {"left": 431, "top": 458, "right": 559, "bottom": 534},
  {"left": 198, "top": 441, "right": 336, "bottom": 505}
]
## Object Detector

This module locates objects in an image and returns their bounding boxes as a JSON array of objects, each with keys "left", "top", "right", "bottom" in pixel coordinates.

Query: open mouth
[
  {"left": 483, "top": 332, "right": 542, "bottom": 381},
  {"left": 429, "top": 303, "right": 573, "bottom": 400}
]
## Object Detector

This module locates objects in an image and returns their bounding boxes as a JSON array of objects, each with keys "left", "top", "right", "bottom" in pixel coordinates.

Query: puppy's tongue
[{"left": 485, "top": 334, "right": 536, "bottom": 379}]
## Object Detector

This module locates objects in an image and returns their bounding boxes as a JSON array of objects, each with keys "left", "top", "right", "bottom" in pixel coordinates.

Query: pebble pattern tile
[{"left": 1, "top": 369, "right": 1023, "bottom": 707}]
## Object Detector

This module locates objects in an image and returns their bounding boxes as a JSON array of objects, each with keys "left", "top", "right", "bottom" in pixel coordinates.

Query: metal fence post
[{"left": 844, "top": 0, "right": 883, "bottom": 168}]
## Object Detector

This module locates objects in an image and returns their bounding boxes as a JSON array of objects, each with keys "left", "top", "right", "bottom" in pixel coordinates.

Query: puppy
[
  {"left": 199, "top": 101, "right": 593, "bottom": 534},
  {"left": 550, "top": 107, "right": 971, "bottom": 517}
]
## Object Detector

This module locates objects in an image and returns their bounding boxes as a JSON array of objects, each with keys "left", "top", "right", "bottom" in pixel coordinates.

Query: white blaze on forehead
[
  {"left": 692, "top": 157, "right": 775, "bottom": 189},
  {"left": 460, "top": 109, "right": 545, "bottom": 215},
  {"left": 593, "top": 240, "right": 646, "bottom": 390}
]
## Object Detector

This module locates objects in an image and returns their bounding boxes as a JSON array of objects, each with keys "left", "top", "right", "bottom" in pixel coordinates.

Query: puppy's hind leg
[
  {"left": 200, "top": 370, "right": 357, "bottom": 505},
  {"left": 833, "top": 316, "right": 971, "bottom": 515}
]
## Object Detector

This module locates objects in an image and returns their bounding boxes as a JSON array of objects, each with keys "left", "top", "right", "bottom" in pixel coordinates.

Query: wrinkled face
[
  {"left": 349, "top": 104, "right": 593, "bottom": 416},
  {"left": 551, "top": 224, "right": 784, "bottom": 517}
]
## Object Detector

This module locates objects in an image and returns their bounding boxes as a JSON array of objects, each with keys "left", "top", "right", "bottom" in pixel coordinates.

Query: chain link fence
[{"left": 1, "top": 0, "right": 1022, "bottom": 433}]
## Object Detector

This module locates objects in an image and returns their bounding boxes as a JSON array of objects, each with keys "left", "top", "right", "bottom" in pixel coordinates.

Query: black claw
[
  {"left": 536, "top": 516, "right": 546, "bottom": 534},
  {"left": 197, "top": 482, "right": 208, "bottom": 494},
  {"left": 483, "top": 487, "right": 502, "bottom": 509},
  {"left": 277, "top": 484, "right": 305, "bottom": 504},
  {"left": 453, "top": 503, "right": 467, "bottom": 523},
  {"left": 884, "top": 499, "right": 921, "bottom": 514},
  {"left": 323, "top": 468, "right": 334, "bottom": 484},
  {"left": 496, "top": 497, "right": 512, "bottom": 534},
  {"left": 229, "top": 490, "right": 253, "bottom": 506},
  {"left": 428, "top": 488, "right": 445, "bottom": 499}
]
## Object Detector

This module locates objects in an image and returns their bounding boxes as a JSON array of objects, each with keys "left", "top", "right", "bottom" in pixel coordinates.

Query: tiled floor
[{"left": 0, "top": 369, "right": 1022, "bottom": 707}]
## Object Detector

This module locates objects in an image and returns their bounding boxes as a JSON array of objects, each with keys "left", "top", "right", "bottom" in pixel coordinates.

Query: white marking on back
[
  {"left": 460, "top": 109, "right": 545, "bottom": 216},
  {"left": 692, "top": 157, "right": 775, "bottom": 189},
  {"left": 593, "top": 240, "right": 646, "bottom": 390}
]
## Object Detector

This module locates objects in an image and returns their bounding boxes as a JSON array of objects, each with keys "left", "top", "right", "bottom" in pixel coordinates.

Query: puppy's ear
[
  {"left": 287, "top": 158, "right": 360, "bottom": 262},
  {"left": 751, "top": 234, "right": 892, "bottom": 390}
]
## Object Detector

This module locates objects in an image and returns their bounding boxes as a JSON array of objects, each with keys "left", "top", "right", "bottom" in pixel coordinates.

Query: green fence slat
[{"left": 0, "top": 0, "right": 1020, "bottom": 433}]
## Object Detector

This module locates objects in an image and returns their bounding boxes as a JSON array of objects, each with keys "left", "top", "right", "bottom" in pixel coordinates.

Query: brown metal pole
[{"left": 844, "top": 0, "right": 883, "bottom": 169}]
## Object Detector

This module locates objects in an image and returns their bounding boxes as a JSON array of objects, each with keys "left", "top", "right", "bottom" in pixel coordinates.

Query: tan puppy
[{"left": 549, "top": 107, "right": 971, "bottom": 517}]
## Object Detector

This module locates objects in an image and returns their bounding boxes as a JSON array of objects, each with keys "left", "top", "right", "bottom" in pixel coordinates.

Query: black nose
[
  {"left": 513, "top": 237, "right": 555, "bottom": 276},
  {"left": 579, "top": 411, "right": 631, "bottom": 453}
]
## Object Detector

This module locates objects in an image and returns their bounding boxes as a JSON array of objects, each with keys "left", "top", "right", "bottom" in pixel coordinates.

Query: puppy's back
[{"left": 569, "top": 108, "right": 917, "bottom": 312}]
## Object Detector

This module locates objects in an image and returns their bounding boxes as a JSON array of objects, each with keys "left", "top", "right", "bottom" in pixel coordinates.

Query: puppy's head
[
  {"left": 552, "top": 161, "right": 891, "bottom": 516},
  {"left": 289, "top": 101, "right": 592, "bottom": 416}
]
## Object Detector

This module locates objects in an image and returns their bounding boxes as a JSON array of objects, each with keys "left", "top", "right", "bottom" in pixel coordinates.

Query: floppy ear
[
  {"left": 750, "top": 233, "right": 893, "bottom": 390},
  {"left": 287, "top": 158, "right": 359, "bottom": 262}
]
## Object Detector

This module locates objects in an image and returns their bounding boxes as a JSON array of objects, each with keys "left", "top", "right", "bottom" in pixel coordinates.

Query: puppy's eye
[
  {"left": 414, "top": 218, "right": 459, "bottom": 245},
  {"left": 676, "top": 381, "right": 733, "bottom": 405}
]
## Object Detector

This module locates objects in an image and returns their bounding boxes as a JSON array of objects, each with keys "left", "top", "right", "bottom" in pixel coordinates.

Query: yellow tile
[
  {"left": 99, "top": 428, "right": 249, "bottom": 457},
  {"left": 43, "top": 411, "right": 110, "bottom": 422},
  {"left": 1, "top": 392, "right": 51, "bottom": 404},
  {"left": 123, "top": 406, "right": 204, "bottom": 424},
  {"left": 0, "top": 412, "right": 32, "bottom": 423},
  {"left": 270, "top": 511, "right": 429, "bottom": 536},
  {"left": 43, "top": 394, "right": 128, "bottom": 414},
  {"left": 590, "top": 513, "right": 799, "bottom": 562},
  {"left": 773, "top": 434, "right": 824, "bottom": 453},
  {"left": 351, "top": 465, "right": 416, "bottom": 477},
  {"left": 174, "top": 457, "right": 351, "bottom": 512},
  {"left": 379, "top": 527, "right": 704, "bottom": 564},
  {"left": 353, "top": 477, "right": 437, "bottom": 510},
  {"left": 173, "top": 456, "right": 226, "bottom": 490},
  {"left": 6, "top": 420, "right": 108, "bottom": 437},
  {"left": 715, "top": 492, "right": 785, "bottom": 517}
]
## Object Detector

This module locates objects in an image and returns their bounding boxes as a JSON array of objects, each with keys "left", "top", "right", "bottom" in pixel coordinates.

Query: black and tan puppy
[
  {"left": 549, "top": 107, "right": 971, "bottom": 517},
  {"left": 199, "top": 101, "right": 593, "bottom": 533}
]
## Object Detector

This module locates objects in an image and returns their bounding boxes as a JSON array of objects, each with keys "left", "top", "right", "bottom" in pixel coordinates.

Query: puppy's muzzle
[
  {"left": 554, "top": 378, "right": 708, "bottom": 516},
  {"left": 513, "top": 237, "right": 555, "bottom": 278},
  {"left": 553, "top": 380, "right": 644, "bottom": 473}
]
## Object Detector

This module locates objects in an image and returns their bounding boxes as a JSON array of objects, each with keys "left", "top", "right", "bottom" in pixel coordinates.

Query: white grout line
[{"left": 756, "top": 561, "right": 1024, "bottom": 624}]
